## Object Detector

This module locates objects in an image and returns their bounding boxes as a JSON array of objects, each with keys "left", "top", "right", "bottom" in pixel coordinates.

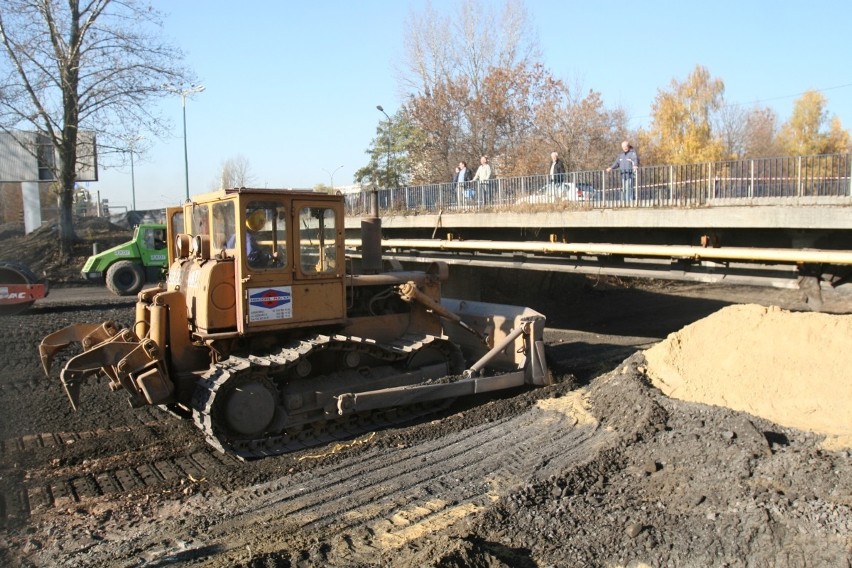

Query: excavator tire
[
  {"left": 105, "top": 260, "right": 145, "bottom": 296},
  {"left": 0, "top": 261, "right": 40, "bottom": 316}
]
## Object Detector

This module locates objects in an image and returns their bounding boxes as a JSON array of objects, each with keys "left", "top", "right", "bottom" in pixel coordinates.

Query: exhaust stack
[{"left": 361, "top": 189, "right": 382, "bottom": 274}]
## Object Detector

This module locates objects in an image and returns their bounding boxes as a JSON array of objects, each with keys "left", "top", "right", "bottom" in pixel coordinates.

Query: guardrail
[{"left": 344, "top": 153, "right": 852, "bottom": 216}]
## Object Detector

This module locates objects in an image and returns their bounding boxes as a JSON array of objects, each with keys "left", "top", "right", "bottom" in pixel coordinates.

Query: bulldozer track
[
  {"left": 192, "top": 333, "right": 465, "bottom": 459},
  {"left": 1, "top": 442, "right": 234, "bottom": 522},
  {"left": 0, "top": 407, "right": 162, "bottom": 454},
  {"left": 210, "top": 397, "right": 610, "bottom": 561},
  {"left": 69, "top": 391, "right": 614, "bottom": 565}
]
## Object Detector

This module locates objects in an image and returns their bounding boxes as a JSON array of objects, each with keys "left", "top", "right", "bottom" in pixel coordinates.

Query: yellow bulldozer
[{"left": 40, "top": 188, "right": 549, "bottom": 458}]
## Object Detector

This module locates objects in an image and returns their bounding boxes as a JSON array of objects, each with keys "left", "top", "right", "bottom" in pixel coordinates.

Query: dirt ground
[
  {"left": 0, "top": 220, "right": 850, "bottom": 567},
  {"left": 0, "top": 219, "right": 132, "bottom": 285}
]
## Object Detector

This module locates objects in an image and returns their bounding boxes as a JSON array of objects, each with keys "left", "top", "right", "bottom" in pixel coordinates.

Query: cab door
[
  {"left": 137, "top": 225, "right": 169, "bottom": 268},
  {"left": 165, "top": 207, "right": 184, "bottom": 266},
  {"left": 236, "top": 198, "right": 293, "bottom": 331},
  {"left": 288, "top": 198, "right": 346, "bottom": 325},
  {"left": 235, "top": 194, "right": 345, "bottom": 332}
]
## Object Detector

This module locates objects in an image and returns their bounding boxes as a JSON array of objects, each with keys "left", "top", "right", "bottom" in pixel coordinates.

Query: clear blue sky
[{"left": 95, "top": 0, "right": 852, "bottom": 211}]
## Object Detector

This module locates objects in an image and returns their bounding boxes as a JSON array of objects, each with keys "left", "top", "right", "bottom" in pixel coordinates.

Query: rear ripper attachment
[{"left": 39, "top": 188, "right": 549, "bottom": 459}]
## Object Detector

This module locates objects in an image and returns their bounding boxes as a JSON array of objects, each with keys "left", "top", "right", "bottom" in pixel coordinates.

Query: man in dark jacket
[
  {"left": 455, "top": 160, "right": 473, "bottom": 207},
  {"left": 607, "top": 141, "right": 639, "bottom": 201},
  {"left": 548, "top": 151, "right": 566, "bottom": 184}
]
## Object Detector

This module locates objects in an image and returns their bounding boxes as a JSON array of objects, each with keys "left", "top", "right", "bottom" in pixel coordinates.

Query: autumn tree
[
  {"left": 398, "top": 0, "right": 538, "bottom": 101},
  {"left": 643, "top": 65, "right": 726, "bottom": 164},
  {"left": 714, "top": 103, "right": 749, "bottom": 159},
  {"left": 714, "top": 104, "right": 783, "bottom": 159},
  {"left": 824, "top": 116, "right": 851, "bottom": 154},
  {"left": 404, "top": 62, "right": 573, "bottom": 181},
  {"left": 0, "top": 0, "right": 193, "bottom": 254},
  {"left": 531, "top": 82, "right": 628, "bottom": 172},
  {"left": 777, "top": 90, "right": 850, "bottom": 156},
  {"left": 742, "top": 107, "right": 781, "bottom": 158},
  {"left": 401, "top": 79, "right": 466, "bottom": 184},
  {"left": 365, "top": 0, "right": 628, "bottom": 185},
  {"left": 368, "top": 0, "right": 542, "bottom": 184}
]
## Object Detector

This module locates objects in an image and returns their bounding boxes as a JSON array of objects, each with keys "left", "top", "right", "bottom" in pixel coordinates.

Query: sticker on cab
[{"left": 248, "top": 286, "right": 293, "bottom": 321}]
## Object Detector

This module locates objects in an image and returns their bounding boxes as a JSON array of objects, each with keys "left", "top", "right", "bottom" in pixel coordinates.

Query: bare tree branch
[{"left": 0, "top": 0, "right": 194, "bottom": 252}]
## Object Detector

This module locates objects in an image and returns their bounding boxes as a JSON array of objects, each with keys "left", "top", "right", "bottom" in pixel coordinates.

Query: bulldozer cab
[{"left": 169, "top": 189, "right": 346, "bottom": 335}]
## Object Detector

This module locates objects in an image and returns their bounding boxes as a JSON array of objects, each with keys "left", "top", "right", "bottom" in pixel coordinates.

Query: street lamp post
[
  {"left": 322, "top": 164, "right": 344, "bottom": 191},
  {"left": 125, "top": 135, "right": 143, "bottom": 211},
  {"left": 168, "top": 84, "right": 205, "bottom": 200},
  {"left": 376, "top": 105, "right": 391, "bottom": 189},
  {"left": 130, "top": 146, "right": 136, "bottom": 211}
]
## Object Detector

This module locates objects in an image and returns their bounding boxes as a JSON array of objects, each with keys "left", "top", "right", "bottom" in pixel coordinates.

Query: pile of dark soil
[
  {"left": 0, "top": 217, "right": 131, "bottom": 284},
  {"left": 410, "top": 356, "right": 852, "bottom": 567}
]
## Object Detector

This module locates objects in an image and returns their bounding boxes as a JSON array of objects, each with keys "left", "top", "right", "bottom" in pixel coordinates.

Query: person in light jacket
[
  {"left": 472, "top": 156, "right": 494, "bottom": 205},
  {"left": 473, "top": 155, "right": 492, "bottom": 183}
]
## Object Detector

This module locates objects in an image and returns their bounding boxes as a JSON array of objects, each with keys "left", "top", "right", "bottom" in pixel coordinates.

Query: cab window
[
  {"left": 299, "top": 206, "right": 337, "bottom": 274},
  {"left": 142, "top": 227, "right": 166, "bottom": 250},
  {"left": 170, "top": 211, "right": 184, "bottom": 238},
  {"left": 211, "top": 201, "right": 235, "bottom": 251},
  {"left": 240, "top": 200, "right": 287, "bottom": 270},
  {"left": 191, "top": 205, "right": 210, "bottom": 237}
]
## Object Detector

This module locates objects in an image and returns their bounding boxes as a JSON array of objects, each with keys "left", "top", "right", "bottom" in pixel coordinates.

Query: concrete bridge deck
[{"left": 343, "top": 199, "right": 852, "bottom": 304}]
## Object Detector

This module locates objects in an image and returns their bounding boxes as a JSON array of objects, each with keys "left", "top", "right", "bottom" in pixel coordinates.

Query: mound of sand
[{"left": 644, "top": 304, "right": 852, "bottom": 449}]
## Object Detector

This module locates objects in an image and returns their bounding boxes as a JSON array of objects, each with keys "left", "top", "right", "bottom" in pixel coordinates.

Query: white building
[{"left": 0, "top": 131, "right": 97, "bottom": 233}]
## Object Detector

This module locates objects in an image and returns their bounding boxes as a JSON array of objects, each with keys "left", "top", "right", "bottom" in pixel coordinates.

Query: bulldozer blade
[{"left": 39, "top": 322, "right": 120, "bottom": 376}]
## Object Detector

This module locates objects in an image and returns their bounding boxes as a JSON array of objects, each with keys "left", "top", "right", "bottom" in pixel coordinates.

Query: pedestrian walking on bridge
[{"left": 548, "top": 152, "right": 565, "bottom": 184}]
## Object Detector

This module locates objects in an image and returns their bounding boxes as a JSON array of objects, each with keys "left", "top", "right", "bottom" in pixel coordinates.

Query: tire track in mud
[
  {"left": 0, "top": 406, "right": 237, "bottom": 523},
  {"left": 2, "top": 447, "right": 233, "bottom": 524},
  {"left": 122, "top": 391, "right": 616, "bottom": 566},
  {"left": 0, "top": 303, "right": 238, "bottom": 527}
]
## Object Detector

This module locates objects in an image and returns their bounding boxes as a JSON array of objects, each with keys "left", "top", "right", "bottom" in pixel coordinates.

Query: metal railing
[{"left": 343, "top": 153, "right": 852, "bottom": 216}]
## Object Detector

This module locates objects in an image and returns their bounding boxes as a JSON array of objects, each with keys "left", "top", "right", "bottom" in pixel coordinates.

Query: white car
[{"left": 515, "top": 182, "right": 598, "bottom": 204}]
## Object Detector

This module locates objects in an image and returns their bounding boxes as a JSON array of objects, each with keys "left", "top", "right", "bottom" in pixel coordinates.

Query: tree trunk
[
  {"left": 57, "top": 125, "right": 79, "bottom": 257},
  {"left": 58, "top": 186, "right": 76, "bottom": 256}
]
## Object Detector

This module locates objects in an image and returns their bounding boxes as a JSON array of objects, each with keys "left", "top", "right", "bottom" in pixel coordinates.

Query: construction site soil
[{"left": 1, "top": 218, "right": 850, "bottom": 567}]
